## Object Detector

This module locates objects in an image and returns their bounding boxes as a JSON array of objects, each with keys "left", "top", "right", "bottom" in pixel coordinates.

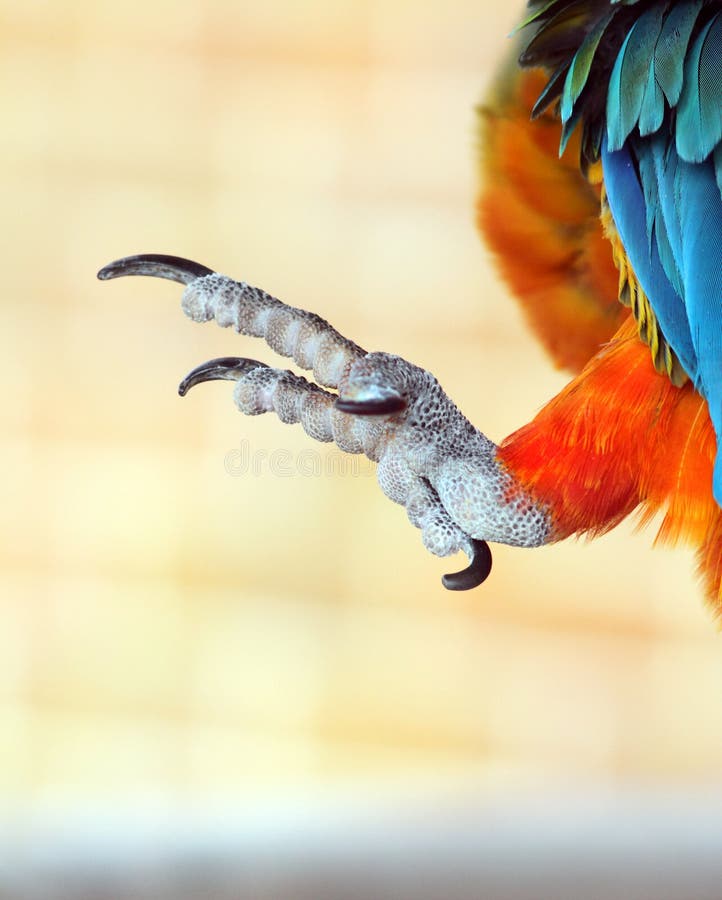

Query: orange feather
[
  {"left": 498, "top": 316, "right": 721, "bottom": 609},
  {"left": 478, "top": 66, "right": 625, "bottom": 373}
]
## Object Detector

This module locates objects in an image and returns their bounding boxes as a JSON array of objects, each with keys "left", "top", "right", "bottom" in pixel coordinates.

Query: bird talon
[
  {"left": 98, "top": 253, "right": 214, "bottom": 286},
  {"left": 99, "top": 250, "right": 549, "bottom": 592},
  {"left": 178, "top": 356, "right": 269, "bottom": 396},
  {"left": 441, "top": 540, "right": 493, "bottom": 591}
]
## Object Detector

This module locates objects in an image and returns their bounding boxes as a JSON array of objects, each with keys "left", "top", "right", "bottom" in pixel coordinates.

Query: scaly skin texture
[{"left": 179, "top": 270, "right": 553, "bottom": 554}]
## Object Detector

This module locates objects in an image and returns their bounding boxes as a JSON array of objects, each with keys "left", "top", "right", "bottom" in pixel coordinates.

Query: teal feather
[
  {"left": 677, "top": 11, "right": 722, "bottom": 163},
  {"left": 715, "top": 144, "right": 722, "bottom": 198},
  {"left": 560, "top": 11, "right": 614, "bottom": 123},
  {"left": 639, "top": 2, "right": 688, "bottom": 135},
  {"left": 519, "top": 0, "right": 722, "bottom": 167},
  {"left": 606, "top": 6, "right": 666, "bottom": 151},
  {"left": 654, "top": 1, "right": 703, "bottom": 107},
  {"left": 638, "top": 53, "right": 665, "bottom": 136}
]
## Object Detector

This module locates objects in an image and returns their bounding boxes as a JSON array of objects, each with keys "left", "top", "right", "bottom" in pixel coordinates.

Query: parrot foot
[{"left": 98, "top": 254, "right": 552, "bottom": 589}]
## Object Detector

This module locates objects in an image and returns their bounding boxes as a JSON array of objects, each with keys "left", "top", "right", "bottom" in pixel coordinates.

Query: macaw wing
[
  {"left": 518, "top": 0, "right": 722, "bottom": 497},
  {"left": 600, "top": 8, "right": 722, "bottom": 499}
]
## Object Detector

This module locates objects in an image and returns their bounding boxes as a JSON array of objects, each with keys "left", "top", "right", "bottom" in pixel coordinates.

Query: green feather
[
  {"left": 560, "top": 11, "right": 614, "bottom": 123},
  {"left": 677, "top": 12, "right": 722, "bottom": 163},
  {"left": 514, "top": 0, "right": 567, "bottom": 33}
]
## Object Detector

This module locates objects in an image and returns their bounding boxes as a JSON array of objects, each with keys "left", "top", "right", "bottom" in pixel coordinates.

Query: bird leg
[{"left": 98, "top": 254, "right": 553, "bottom": 589}]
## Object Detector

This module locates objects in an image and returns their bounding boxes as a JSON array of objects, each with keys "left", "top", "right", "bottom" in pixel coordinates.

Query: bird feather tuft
[
  {"left": 654, "top": 0, "right": 704, "bottom": 107},
  {"left": 606, "top": 5, "right": 666, "bottom": 151},
  {"left": 560, "top": 11, "right": 614, "bottom": 123},
  {"left": 677, "top": 11, "right": 722, "bottom": 164}
]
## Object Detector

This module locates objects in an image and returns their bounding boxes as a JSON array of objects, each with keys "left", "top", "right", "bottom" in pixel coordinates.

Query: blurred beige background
[{"left": 2, "top": 0, "right": 722, "bottom": 841}]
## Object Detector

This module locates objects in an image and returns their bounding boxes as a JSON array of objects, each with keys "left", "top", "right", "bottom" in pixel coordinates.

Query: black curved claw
[
  {"left": 442, "top": 539, "right": 492, "bottom": 591},
  {"left": 335, "top": 396, "right": 407, "bottom": 416},
  {"left": 178, "top": 357, "right": 269, "bottom": 396},
  {"left": 97, "top": 254, "right": 214, "bottom": 286}
]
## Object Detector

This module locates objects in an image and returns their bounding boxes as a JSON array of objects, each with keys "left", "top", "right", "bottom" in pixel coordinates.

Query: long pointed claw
[
  {"left": 442, "top": 539, "right": 493, "bottom": 591},
  {"left": 97, "top": 254, "right": 214, "bottom": 286},
  {"left": 178, "top": 356, "right": 269, "bottom": 397}
]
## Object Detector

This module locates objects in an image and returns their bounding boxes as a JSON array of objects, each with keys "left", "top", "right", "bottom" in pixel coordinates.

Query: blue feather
[
  {"left": 604, "top": 136, "right": 722, "bottom": 504},
  {"left": 635, "top": 140, "right": 660, "bottom": 252},
  {"left": 601, "top": 138, "right": 697, "bottom": 379},
  {"left": 673, "top": 152, "right": 722, "bottom": 501},
  {"left": 675, "top": 154, "right": 722, "bottom": 386},
  {"left": 646, "top": 135, "right": 685, "bottom": 299}
]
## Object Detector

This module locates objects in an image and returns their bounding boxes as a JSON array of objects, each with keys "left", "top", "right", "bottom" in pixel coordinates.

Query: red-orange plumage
[
  {"left": 478, "top": 66, "right": 625, "bottom": 373},
  {"left": 498, "top": 318, "right": 718, "bottom": 549},
  {"left": 477, "top": 62, "right": 722, "bottom": 611}
]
